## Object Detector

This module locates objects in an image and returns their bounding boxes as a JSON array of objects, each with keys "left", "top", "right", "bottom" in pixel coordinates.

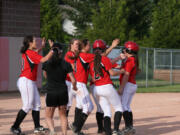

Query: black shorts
[{"left": 46, "top": 91, "right": 68, "bottom": 107}]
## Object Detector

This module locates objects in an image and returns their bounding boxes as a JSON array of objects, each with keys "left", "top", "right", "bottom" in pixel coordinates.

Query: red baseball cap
[
  {"left": 93, "top": 39, "right": 106, "bottom": 50},
  {"left": 124, "top": 41, "right": 139, "bottom": 52}
]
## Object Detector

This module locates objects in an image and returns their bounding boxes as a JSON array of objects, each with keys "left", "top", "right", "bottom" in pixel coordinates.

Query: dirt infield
[{"left": 0, "top": 92, "right": 180, "bottom": 135}]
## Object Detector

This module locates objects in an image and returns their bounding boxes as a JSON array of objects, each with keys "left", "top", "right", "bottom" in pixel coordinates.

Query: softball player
[
  {"left": 69, "top": 39, "right": 95, "bottom": 135},
  {"left": 64, "top": 39, "right": 80, "bottom": 128},
  {"left": 42, "top": 43, "right": 77, "bottom": 135},
  {"left": 10, "top": 36, "right": 54, "bottom": 135},
  {"left": 89, "top": 39, "right": 121, "bottom": 134},
  {"left": 89, "top": 40, "right": 124, "bottom": 135},
  {"left": 118, "top": 41, "right": 139, "bottom": 135}
]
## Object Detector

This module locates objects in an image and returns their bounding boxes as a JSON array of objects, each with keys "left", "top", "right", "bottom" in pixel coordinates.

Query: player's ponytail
[
  {"left": 135, "top": 54, "right": 139, "bottom": 69},
  {"left": 20, "top": 35, "right": 33, "bottom": 54},
  {"left": 134, "top": 53, "right": 140, "bottom": 74},
  {"left": 94, "top": 49, "right": 104, "bottom": 77}
]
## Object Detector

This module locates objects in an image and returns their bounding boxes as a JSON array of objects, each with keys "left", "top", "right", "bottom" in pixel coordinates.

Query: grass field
[
  {"left": 137, "top": 84, "right": 180, "bottom": 93},
  {"left": 112, "top": 78, "right": 180, "bottom": 92},
  {"left": 111, "top": 79, "right": 180, "bottom": 93}
]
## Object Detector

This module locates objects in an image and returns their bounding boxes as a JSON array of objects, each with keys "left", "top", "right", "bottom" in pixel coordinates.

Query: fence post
[
  {"left": 146, "top": 49, "right": 149, "bottom": 88},
  {"left": 170, "top": 51, "right": 173, "bottom": 85},
  {"left": 154, "top": 48, "right": 156, "bottom": 71}
]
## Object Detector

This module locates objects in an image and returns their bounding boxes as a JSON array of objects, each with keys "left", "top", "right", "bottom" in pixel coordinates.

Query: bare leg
[
  {"left": 45, "top": 107, "right": 56, "bottom": 132},
  {"left": 58, "top": 105, "right": 67, "bottom": 135}
]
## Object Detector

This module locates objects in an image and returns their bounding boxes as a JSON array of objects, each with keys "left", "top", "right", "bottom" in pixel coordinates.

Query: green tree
[
  {"left": 126, "top": 0, "right": 152, "bottom": 40},
  {"left": 149, "top": 0, "right": 180, "bottom": 48},
  {"left": 85, "top": 0, "right": 131, "bottom": 45},
  {"left": 85, "top": 0, "right": 153, "bottom": 45},
  {"left": 40, "top": 0, "right": 65, "bottom": 42},
  {"left": 60, "top": 0, "right": 152, "bottom": 44}
]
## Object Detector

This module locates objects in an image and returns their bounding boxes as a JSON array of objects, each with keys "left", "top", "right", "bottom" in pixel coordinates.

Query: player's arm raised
[
  {"left": 35, "top": 37, "right": 46, "bottom": 53},
  {"left": 102, "top": 38, "right": 120, "bottom": 56},
  {"left": 111, "top": 53, "right": 126, "bottom": 64},
  {"left": 40, "top": 39, "right": 54, "bottom": 63}
]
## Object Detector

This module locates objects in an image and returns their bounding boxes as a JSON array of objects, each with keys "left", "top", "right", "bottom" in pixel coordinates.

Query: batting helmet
[
  {"left": 124, "top": 41, "right": 139, "bottom": 52},
  {"left": 93, "top": 39, "right": 106, "bottom": 50}
]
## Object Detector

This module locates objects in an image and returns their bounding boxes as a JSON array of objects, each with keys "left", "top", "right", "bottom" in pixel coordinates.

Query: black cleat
[
  {"left": 10, "top": 126, "right": 25, "bottom": 135},
  {"left": 34, "top": 125, "right": 49, "bottom": 134}
]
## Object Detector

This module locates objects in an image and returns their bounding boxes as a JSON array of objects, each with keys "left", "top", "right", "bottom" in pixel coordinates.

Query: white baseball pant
[
  {"left": 89, "top": 84, "right": 103, "bottom": 113},
  {"left": 66, "top": 80, "right": 76, "bottom": 109},
  {"left": 17, "top": 77, "right": 41, "bottom": 113},
  {"left": 121, "top": 82, "right": 137, "bottom": 112},
  {"left": 74, "top": 82, "right": 94, "bottom": 114},
  {"left": 93, "top": 84, "right": 123, "bottom": 117}
]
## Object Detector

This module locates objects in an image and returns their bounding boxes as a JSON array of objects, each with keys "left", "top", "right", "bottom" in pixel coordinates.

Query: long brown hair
[
  {"left": 68, "top": 38, "right": 78, "bottom": 51},
  {"left": 94, "top": 49, "right": 104, "bottom": 77},
  {"left": 68, "top": 39, "right": 82, "bottom": 60},
  {"left": 127, "top": 51, "right": 139, "bottom": 74},
  {"left": 20, "top": 35, "right": 33, "bottom": 53},
  {"left": 134, "top": 53, "right": 140, "bottom": 73},
  {"left": 82, "top": 39, "right": 89, "bottom": 48}
]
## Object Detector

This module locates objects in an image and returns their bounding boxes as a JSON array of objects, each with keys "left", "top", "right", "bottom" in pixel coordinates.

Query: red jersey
[
  {"left": 89, "top": 56, "right": 113, "bottom": 86},
  {"left": 119, "top": 57, "right": 137, "bottom": 84},
  {"left": 64, "top": 51, "right": 75, "bottom": 81},
  {"left": 74, "top": 52, "right": 94, "bottom": 84},
  {"left": 20, "top": 50, "right": 42, "bottom": 81}
]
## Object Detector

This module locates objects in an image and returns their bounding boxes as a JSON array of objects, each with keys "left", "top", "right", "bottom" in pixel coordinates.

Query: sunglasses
[{"left": 122, "top": 47, "right": 127, "bottom": 54}]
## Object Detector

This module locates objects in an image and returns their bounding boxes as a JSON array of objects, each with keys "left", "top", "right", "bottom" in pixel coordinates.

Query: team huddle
[{"left": 10, "top": 36, "right": 139, "bottom": 135}]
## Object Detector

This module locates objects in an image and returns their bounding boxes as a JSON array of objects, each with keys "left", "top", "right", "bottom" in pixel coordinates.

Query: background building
[{"left": 0, "top": 0, "right": 41, "bottom": 92}]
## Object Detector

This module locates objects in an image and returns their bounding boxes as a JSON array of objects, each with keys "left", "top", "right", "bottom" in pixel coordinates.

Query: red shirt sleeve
[
  {"left": 124, "top": 58, "right": 135, "bottom": 73},
  {"left": 27, "top": 50, "right": 43, "bottom": 64},
  {"left": 64, "top": 51, "right": 75, "bottom": 64},
  {"left": 102, "top": 56, "right": 113, "bottom": 71},
  {"left": 79, "top": 53, "right": 94, "bottom": 63}
]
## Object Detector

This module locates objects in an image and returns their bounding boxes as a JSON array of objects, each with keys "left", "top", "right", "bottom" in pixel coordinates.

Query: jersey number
[{"left": 94, "top": 73, "right": 101, "bottom": 81}]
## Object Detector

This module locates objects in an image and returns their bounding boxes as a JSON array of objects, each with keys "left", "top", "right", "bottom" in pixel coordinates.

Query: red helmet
[
  {"left": 93, "top": 39, "right": 106, "bottom": 50},
  {"left": 124, "top": 41, "right": 139, "bottom": 52}
]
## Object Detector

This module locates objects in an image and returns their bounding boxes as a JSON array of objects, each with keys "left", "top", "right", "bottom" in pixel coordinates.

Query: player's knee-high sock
[
  {"left": 32, "top": 110, "right": 40, "bottom": 128},
  {"left": 96, "top": 112, "right": 104, "bottom": 132},
  {"left": 123, "top": 111, "right": 130, "bottom": 128},
  {"left": 129, "top": 111, "right": 133, "bottom": 127},
  {"left": 114, "top": 111, "right": 122, "bottom": 131},
  {"left": 75, "top": 113, "right": 88, "bottom": 132},
  {"left": 73, "top": 107, "right": 82, "bottom": 127},
  {"left": 104, "top": 116, "right": 112, "bottom": 135},
  {"left": 12, "top": 109, "right": 27, "bottom": 128}
]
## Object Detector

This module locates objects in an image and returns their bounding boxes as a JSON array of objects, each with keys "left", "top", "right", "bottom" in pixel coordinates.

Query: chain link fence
[{"left": 109, "top": 47, "right": 180, "bottom": 88}]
